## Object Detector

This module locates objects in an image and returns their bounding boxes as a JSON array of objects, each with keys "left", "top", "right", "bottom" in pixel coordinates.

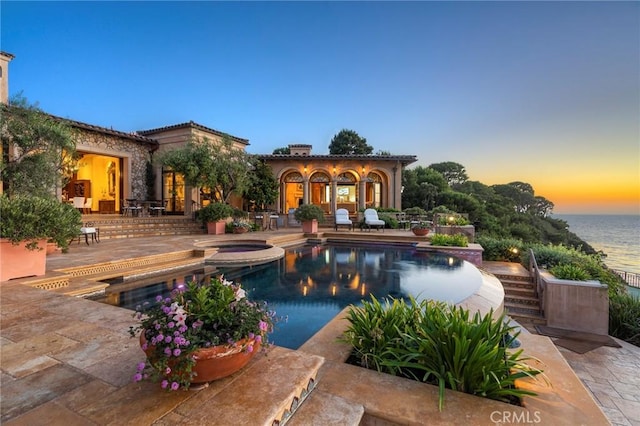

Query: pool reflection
[{"left": 96, "top": 244, "right": 480, "bottom": 349}]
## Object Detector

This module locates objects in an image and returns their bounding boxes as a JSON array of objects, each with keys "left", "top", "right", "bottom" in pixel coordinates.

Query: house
[
  {"left": 259, "top": 145, "right": 416, "bottom": 215},
  {"left": 1, "top": 51, "right": 417, "bottom": 216}
]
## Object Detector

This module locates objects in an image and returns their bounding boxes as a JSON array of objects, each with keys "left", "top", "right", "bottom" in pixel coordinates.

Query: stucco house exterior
[{"left": 259, "top": 145, "right": 416, "bottom": 215}]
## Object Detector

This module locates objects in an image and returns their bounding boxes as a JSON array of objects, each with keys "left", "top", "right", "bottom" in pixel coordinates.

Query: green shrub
[
  {"left": 404, "top": 206, "right": 427, "bottom": 216},
  {"left": 609, "top": 292, "right": 640, "bottom": 346},
  {"left": 294, "top": 204, "right": 325, "bottom": 223},
  {"left": 549, "top": 264, "right": 590, "bottom": 281},
  {"left": 378, "top": 213, "right": 398, "bottom": 229},
  {"left": 0, "top": 194, "right": 82, "bottom": 251},
  {"left": 430, "top": 233, "right": 468, "bottom": 247},
  {"left": 476, "top": 235, "right": 524, "bottom": 262},
  {"left": 341, "top": 297, "right": 544, "bottom": 410},
  {"left": 199, "top": 202, "right": 233, "bottom": 225}
]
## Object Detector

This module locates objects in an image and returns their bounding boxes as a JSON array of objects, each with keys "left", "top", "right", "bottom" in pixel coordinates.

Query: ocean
[{"left": 554, "top": 214, "right": 640, "bottom": 275}]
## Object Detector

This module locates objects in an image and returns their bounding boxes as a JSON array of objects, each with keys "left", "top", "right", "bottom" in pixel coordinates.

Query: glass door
[{"left": 162, "top": 169, "right": 185, "bottom": 214}]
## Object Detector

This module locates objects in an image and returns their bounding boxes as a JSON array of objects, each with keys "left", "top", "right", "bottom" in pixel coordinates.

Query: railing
[
  {"left": 613, "top": 269, "right": 640, "bottom": 288},
  {"left": 528, "top": 249, "right": 544, "bottom": 314}
]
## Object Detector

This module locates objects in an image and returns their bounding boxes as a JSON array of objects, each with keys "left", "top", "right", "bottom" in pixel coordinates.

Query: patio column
[
  {"left": 359, "top": 180, "right": 367, "bottom": 211},
  {"left": 303, "top": 178, "right": 309, "bottom": 205},
  {"left": 331, "top": 179, "right": 337, "bottom": 215}
]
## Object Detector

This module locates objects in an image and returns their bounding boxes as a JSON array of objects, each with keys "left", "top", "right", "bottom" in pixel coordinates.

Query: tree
[
  {"left": 428, "top": 162, "right": 468, "bottom": 187},
  {"left": 272, "top": 147, "right": 290, "bottom": 155},
  {"left": 402, "top": 166, "right": 448, "bottom": 210},
  {"left": 1, "top": 94, "right": 78, "bottom": 198},
  {"left": 244, "top": 159, "right": 279, "bottom": 210},
  {"left": 328, "top": 129, "right": 373, "bottom": 155},
  {"left": 159, "top": 135, "right": 252, "bottom": 203},
  {"left": 492, "top": 182, "right": 536, "bottom": 214}
]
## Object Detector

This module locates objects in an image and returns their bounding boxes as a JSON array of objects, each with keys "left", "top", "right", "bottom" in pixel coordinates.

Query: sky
[{"left": 1, "top": 1, "right": 638, "bottom": 215}]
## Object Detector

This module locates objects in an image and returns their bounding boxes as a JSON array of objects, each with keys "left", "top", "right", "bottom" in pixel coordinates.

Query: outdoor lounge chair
[
  {"left": 334, "top": 208, "right": 353, "bottom": 231},
  {"left": 363, "top": 208, "right": 385, "bottom": 232}
]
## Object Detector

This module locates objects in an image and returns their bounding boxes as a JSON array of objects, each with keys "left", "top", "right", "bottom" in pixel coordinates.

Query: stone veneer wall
[{"left": 76, "top": 130, "right": 152, "bottom": 200}]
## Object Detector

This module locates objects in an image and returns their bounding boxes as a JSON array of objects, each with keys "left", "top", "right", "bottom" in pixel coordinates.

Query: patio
[{"left": 1, "top": 230, "right": 637, "bottom": 424}]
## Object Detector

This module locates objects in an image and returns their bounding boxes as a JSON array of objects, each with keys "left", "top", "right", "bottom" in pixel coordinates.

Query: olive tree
[
  {"left": 159, "top": 135, "right": 252, "bottom": 203},
  {"left": 1, "top": 94, "right": 78, "bottom": 198}
]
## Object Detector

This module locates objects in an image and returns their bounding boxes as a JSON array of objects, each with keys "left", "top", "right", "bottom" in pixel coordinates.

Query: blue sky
[{"left": 2, "top": 1, "right": 639, "bottom": 214}]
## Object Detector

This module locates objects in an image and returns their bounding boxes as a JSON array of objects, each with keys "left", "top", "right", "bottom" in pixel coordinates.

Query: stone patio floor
[{"left": 1, "top": 229, "right": 639, "bottom": 425}]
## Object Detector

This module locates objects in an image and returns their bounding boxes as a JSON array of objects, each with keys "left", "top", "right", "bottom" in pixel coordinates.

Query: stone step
[
  {"left": 505, "top": 301, "right": 542, "bottom": 317},
  {"left": 500, "top": 278, "right": 536, "bottom": 290},
  {"left": 493, "top": 273, "right": 533, "bottom": 283},
  {"left": 504, "top": 294, "right": 540, "bottom": 307},
  {"left": 503, "top": 286, "right": 537, "bottom": 298},
  {"left": 287, "top": 389, "right": 364, "bottom": 426},
  {"left": 177, "top": 346, "right": 324, "bottom": 425},
  {"left": 80, "top": 216, "right": 204, "bottom": 240},
  {"left": 506, "top": 311, "right": 547, "bottom": 327}
]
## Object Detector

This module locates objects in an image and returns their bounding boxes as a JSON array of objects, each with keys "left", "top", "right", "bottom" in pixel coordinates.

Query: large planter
[
  {"left": 301, "top": 219, "right": 318, "bottom": 233},
  {"left": 207, "top": 220, "right": 227, "bottom": 235},
  {"left": 140, "top": 333, "right": 260, "bottom": 383},
  {"left": 0, "top": 239, "right": 47, "bottom": 282},
  {"left": 412, "top": 227, "right": 430, "bottom": 237}
]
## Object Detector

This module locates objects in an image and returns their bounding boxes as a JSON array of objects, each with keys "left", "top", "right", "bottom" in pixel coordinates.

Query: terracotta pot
[
  {"left": 46, "top": 241, "right": 61, "bottom": 255},
  {"left": 0, "top": 239, "right": 47, "bottom": 282},
  {"left": 206, "top": 220, "right": 226, "bottom": 235},
  {"left": 233, "top": 227, "right": 248, "bottom": 234},
  {"left": 301, "top": 219, "right": 318, "bottom": 233},
  {"left": 412, "top": 227, "right": 430, "bottom": 236},
  {"left": 140, "top": 333, "right": 260, "bottom": 383}
]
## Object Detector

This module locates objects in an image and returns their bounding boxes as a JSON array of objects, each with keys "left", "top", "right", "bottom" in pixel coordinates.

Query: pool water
[{"left": 95, "top": 243, "right": 482, "bottom": 349}]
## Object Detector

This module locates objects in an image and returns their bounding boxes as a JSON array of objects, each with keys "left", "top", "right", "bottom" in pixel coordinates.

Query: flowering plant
[
  {"left": 232, "top": 220, "right": 251, "bottom": 229},
  {"left": 129, "top": 276, "right": 274, "bottom": 390}
]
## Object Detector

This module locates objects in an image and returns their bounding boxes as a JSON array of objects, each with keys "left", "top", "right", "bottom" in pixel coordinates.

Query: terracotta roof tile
[{"left": 137, "top": 121, "right": 249, "bottom": 145}]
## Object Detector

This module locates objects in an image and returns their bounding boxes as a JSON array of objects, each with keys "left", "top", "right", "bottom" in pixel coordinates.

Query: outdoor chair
[
  {"left": 363, "top": 208, "right": 385, "bottom": 232},
  {"left": 334, "top": 208, "right": 353, "bottom": 231},
  {"left": 73, "top": 196, "right": 85, "bottom": 212},
  {"left": 78, "top": 221, "right": 99, "bottom": 245},
  {"left": 269, "top": 212, "right": 280, "bottom": 230},
  {"left": 83, "top": 197, "right": 92, "bottom": 214},
  {"left": 149, "top": 200, "right": 168, "bottom": 216},
  {"left": 123, "top": 199, "right": 142, "bottom": 217}
]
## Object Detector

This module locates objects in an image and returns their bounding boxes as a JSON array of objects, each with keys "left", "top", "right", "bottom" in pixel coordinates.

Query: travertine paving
[{"left": 1, "top": 229, "right": 638, "bottom": 425}]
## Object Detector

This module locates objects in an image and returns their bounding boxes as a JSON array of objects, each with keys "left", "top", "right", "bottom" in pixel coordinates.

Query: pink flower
[
  {"left": 259, "top": 321, "right": 268, "bottom": 332},
  {"left": 133, "top": 373, "right": 142, "bottom": 382},
  {"left": 246, "top": 344, "right": 254, "bottom": 353},
  {"left": 137, "top": 362, "right": 146, "bottom": 371},
  {"left": 161, "top": 380, "right": 169, "bottom": 389},
  {"left": 255, "top": 335, "right": 262, "bottom": 343},
  {"left": 173, "top": 348, "right": 181, "bottom": 356},
  {"left": 171, "top": 382, "right": 180, "bottom": 391}
]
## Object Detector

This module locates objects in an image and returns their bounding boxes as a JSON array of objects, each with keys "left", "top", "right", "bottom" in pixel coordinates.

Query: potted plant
[
  {"left": 129, "top": 276, "right": 274, "bottom": 390},
  {"left": 411, "top": 222, "right": 432, "bottom": 237},
  {"left": 230, "top": 220, "right": 251, "bottom": 234},
  {"left": 294, "top": 204, "right": 325, "bottom": 233},
  {"left": 0, "top": 194, "right": 82, "bottom": 281},
  {"left": 199, "top": 202, "right": 233, "bottom": 235}
]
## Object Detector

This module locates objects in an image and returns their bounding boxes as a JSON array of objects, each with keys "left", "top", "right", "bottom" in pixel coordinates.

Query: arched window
[
  {"left": 337, "top": 172, "right": 358, "bottom": 213},
  {"left": 365, "top": 172, "right": 383, "bottom": 208}
]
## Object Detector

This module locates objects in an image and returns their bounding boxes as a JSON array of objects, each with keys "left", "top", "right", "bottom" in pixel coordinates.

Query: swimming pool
[{"left": 95, "top": 243, "right": 483, "bottom": 349}]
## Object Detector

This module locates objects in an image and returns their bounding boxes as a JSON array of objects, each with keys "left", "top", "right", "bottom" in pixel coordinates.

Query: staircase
[
  {"left": 482, "top": 262, "right": 546, "bottom": 329},
  {"left": 81, "top": 215, "right": 203, "bottom": 240},
  {"left": 498, "top": 273, "right": 546, "bottom": 328}
]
